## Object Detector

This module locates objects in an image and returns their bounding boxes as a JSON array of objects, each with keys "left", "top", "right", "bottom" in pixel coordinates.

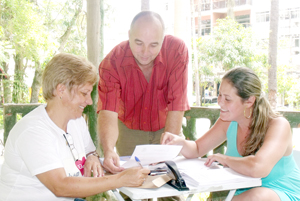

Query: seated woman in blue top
[{"left": 161, "top": 67, "right": 300, "bottom": 200}]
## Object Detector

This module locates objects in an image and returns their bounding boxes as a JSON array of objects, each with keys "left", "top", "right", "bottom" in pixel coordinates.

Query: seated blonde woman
[
  {"left": 0, "top": 53, "right": 149, "bottom": 201},
  {"left": 161, "top": 67, "right": 300, "bottom": 200}
]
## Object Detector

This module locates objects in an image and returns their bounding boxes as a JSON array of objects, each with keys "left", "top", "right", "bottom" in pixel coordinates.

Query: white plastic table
[{"left": 111, "top": 157, "right": 262, "bottom": 201}]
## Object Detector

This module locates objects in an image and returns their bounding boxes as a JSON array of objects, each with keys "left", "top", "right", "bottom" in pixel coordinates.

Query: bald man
[{"left": 97, "top": 11, "right": 189, "bottom": 176}]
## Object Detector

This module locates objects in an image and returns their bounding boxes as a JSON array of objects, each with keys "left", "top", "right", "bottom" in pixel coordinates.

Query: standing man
[{"left": 97, "top": 11, "right": 189, "bottom": 174}]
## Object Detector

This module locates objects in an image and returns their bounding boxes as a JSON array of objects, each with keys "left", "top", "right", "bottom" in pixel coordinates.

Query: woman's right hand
[
  {"left": 160, "top": 132, "right": 185, "bottom": 145},
  {"left": 118, "top": 167, "right": 150, "bottom": 187}
]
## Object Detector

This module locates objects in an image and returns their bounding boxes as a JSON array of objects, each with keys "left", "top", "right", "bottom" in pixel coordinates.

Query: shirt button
[
  {"left": 144, "top": 122, "right": 146, "bottom": 124},
  {"left": 145, "top": 107, "right": 147, "bottom": 110}
]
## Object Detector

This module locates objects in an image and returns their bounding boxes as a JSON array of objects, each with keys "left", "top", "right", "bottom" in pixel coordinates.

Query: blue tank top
[{"left": 225, "top": 121, "right": 300, "bottom": 200}]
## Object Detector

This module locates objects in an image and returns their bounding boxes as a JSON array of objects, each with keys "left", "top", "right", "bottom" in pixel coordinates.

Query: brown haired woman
[{"left": 161, "top": 67, "right": 300, "bottom": 200}]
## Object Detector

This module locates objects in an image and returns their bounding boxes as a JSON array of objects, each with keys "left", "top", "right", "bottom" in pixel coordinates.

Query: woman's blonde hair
[
  {"left": 42, "top": 53, "right": 98, "bottom": 101},
  {"left": 222, "top": 67, "right": 280, "bottom": 156}
]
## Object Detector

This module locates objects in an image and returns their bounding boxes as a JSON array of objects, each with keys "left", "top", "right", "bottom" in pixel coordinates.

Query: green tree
[
  {"left": 1, "top": 0, "right": 50, "bottom": 103},
  {"left": 29, "top": 0, "right": 85, "bottom": 103},
  {"left": 200, "top": 17, "right": 257, "bottom": 71}
]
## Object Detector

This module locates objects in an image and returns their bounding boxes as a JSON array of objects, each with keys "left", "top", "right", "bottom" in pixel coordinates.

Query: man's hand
[
  {"left": 84, "top": 155, "right": 104, "bottom": 177},
  {"left": 103, "top": 150, "right": 125, "bottom": 174}
]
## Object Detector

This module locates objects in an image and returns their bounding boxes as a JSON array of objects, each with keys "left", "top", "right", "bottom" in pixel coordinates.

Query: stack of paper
[
  {"left": 174, "top": 157, "right": 260, "bottom": 188},
  {"left": 121, "top": 145, "right": 183, "bottom": 168}
]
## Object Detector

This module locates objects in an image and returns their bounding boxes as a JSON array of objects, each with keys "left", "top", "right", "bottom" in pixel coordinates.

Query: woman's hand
[
  {"left": 118, "top": 167, "right": 150, "bottom": 187},
  {"left": 205, "top": 153, "right": 229, "bottom": 168},
  {"left": 84, "top": 155, "right": 104, "bottom": 177},
  {"left": 160, "top": 132, "right": 185, "bottom": 145}
]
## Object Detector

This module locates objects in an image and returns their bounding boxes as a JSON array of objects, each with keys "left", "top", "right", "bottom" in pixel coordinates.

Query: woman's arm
[
  {"left": 205, "top": 117, "right": 292, "bottom": 178},
  {"left": 36, "top": 167, "right": 150, "bottom": 198},
  {"left": 161, "top": 118, "right": 228, "bottom": 158},
  {"left": 194, "top": 118, "right": 229, "bottom": 157}
]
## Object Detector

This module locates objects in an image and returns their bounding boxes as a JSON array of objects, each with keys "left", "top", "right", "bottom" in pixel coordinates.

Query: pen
[{"left": 135, "top": 156, "right": 143, "bottom": 168}]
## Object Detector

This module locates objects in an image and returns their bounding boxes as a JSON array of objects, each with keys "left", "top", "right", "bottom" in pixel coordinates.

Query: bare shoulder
[
  {"left": 267, "top": 116, "right": 291, "bottom": 138},
  {"left": 265, "top": 117, "right": 293, "bottom": 156},
  {"left": 269, "top": 116, "right": 290, "bottom": 128}
]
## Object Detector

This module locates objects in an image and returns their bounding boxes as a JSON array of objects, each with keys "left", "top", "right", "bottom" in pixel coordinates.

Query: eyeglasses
[{"left": 63, "top": 133, "right": 79, "bottom": 161}]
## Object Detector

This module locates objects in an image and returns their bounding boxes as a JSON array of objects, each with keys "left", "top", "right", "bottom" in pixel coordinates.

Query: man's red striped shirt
[{"left": 97, "top": 35, "right": 190, "bottom": 132}]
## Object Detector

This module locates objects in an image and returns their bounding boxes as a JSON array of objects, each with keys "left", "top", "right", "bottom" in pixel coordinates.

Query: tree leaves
[{"left": 198, "top": 17, "right": 258, "bottom": 71}]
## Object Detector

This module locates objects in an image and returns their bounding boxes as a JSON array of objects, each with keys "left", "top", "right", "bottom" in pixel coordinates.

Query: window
[
  {"left": 280, "top": 8, "right": 300, "bottom": 20},
  {"left": 236, "top": 15, "right": 250, "bottom": 28},
  {"left": 213, "top": 0, "right": 226, "bottom": 10},
  {"left": 201, "top": 0, "right": 211, "bottom": 11},
  {"left": 256, "top": 11, "right": 270, "bottom": 23},
  {"left": 201, "top": 20, "right": 211, "bottom": 36},
  {"left": 291, "top": 8, "right": 300, "bottom": 19}
]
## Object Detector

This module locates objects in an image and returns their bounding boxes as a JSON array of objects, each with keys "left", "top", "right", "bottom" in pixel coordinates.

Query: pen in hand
[{"left": 135, "top": 156, "right": 143, "bottom": 168}]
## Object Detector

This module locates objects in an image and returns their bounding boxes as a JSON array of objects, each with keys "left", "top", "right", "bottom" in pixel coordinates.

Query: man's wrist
[{"left": 86, "top": 151, "right": 100, "bottom": 158}]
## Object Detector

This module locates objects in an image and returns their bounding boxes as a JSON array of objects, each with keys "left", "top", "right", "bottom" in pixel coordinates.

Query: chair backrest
[{"left": 294, "top": 150, "right": 300, "bottom": 168}]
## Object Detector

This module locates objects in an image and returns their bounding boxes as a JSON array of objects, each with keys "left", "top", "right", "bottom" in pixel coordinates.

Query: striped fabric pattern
[{"left": 97, "top": 35, "right": 190, "bottom": 132}]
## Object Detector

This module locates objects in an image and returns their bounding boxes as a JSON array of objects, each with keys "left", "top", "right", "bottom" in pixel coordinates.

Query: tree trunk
[
  {"left": 13, "top": 53, "right": 26, "bottom": 103},
  {"left": 191, "top": 0, "right": 200, "bottom": 106},
  {"left": 197, "top": 0, "right": 202, "bottom": 105},
  {"left": 85, "top": 1, "right": 111, "bottom": 200},
  {"left": 2, "top": 61, "right": 11, "bottom": 103},
  {"left": 197, "top": 0, "right": 202, "bottom": 38},
  {"left": 227, "top": 0, "right": 235, "bottom": 19},
  {"left": 58, "top": 1, "right": 82, "bottom": 53},
  {"left": 86, "top": 0, "right": 101, "bottom": 146},
  {"left": 141, "top": 0, "right": 150, "bottom": 11},
  {"left": 100, "top": 0, "right": 104, "bottom": 61},
  {"left": 30, "top": 61, "right": 43, "bottom": 103},
  {"left": 268, "top": 0, "right": 279, "bottom": 109}
]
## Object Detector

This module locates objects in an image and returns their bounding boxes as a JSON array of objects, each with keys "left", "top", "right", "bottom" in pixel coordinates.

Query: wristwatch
[{"left": 86, "top": 151, "right": 100, "bottom": 158}]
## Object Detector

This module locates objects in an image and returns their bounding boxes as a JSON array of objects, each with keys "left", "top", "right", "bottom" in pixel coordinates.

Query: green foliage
[
  {"left": 0, "top": 0, "right": 87, "bottom": 104},
  {"left": 285, "top": 73, "right": 300, "bottom": 109},
  {"left": 41, "top": 0, "right": 86, "bottom": 56},
  {"left": 194, "top": 17, "right": 265, "bottom": 106},
  {"left": 198, "top": 17, "right": 258, "bottom": 71},
  {"left": 2, "top": 0, "right": 50, "bottom": 61},
  {"left": 0, "top": 107, "right": 3, "bottom": 130},
  {"left": 277, "top": 65, "right": 294, "bottom": 95}
]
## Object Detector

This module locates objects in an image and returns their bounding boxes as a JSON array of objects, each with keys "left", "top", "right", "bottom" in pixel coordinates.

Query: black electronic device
[{"left": 164, "top": 160, "right": 189, "bottom": 191}]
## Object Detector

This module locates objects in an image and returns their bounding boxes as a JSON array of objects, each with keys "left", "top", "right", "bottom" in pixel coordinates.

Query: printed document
[
  {"left": 173, "top": 157, "right": 261, "bottom": 187},
  {"left": 121, "top": 145, "right": 182, "bottom": 168}
]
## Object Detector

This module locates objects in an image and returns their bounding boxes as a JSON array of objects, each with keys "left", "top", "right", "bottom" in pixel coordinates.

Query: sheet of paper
[
  {"left": 173, "top": 157, "right": 260, "bottom": 187},
  {"left": 121, "top": 145, "right": 182, "bottom": 168}
]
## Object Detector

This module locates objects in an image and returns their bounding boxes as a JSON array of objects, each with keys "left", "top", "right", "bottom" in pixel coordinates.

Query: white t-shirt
[{"left": 0, "top": 105, "right": 96, "bottom": 201}]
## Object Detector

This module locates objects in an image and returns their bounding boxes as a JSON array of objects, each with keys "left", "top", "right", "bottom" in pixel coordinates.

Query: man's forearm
[
  {"left": 164, "top": 111, "right": 185, "bottom": 135},
  {"left": 97, "top": 110, "right": 119, "bottom": 154}
]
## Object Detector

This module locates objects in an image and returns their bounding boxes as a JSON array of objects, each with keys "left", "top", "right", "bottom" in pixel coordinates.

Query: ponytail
[{"left": 244, "top": 96, "right": 280, "bottom": 156}]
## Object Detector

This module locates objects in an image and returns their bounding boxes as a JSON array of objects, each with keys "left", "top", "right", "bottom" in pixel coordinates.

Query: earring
[
  {"left": 60, "top": 96, "right": 62, "bottom": 99},
  {"left": 244, "top": 107, "right": 252, "bottom": 119}
]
